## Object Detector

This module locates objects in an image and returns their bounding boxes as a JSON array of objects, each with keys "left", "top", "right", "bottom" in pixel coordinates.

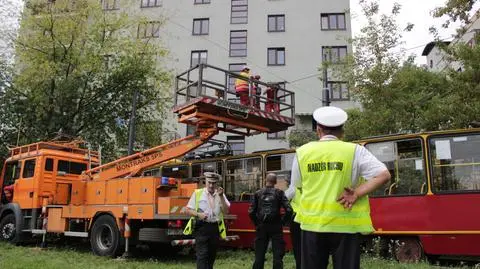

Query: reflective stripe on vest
[
  {"left": 294, "top": 140, "right": 374, "bottom": 233},
  {"left": 183, "top": 188, "right": 227, "bottom": 239}
]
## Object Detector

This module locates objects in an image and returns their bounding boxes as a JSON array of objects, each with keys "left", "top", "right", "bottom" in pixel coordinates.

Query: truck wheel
[
  {"left": 90, "top": 215, "right": 123, "bottom": 257},
  {"left": 394, "top": 237, "right": 424, "bottom": 263},
  {"left": 0, "top": 214, "right": 16, "bottom": 242}
]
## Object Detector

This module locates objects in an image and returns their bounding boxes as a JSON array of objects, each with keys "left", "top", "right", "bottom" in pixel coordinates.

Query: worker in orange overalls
[{"left": 235, "top": 66, "right": 252, "bottom": 106}]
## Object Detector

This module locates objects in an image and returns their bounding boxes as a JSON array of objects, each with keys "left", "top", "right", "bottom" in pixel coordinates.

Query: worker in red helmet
[{"left": 264, "top": 84, "right": 280, "bottom": 113}]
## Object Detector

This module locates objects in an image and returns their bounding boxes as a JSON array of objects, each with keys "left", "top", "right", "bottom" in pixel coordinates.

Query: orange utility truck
[{"left": 0, "top": 64, "right": 295, "bottom": 256}]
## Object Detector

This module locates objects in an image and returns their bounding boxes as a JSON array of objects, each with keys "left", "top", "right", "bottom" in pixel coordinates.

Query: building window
[
  {"left": 227, "top": 136, "right": 245, "bottom": 155},
  {"left": 141, "top": 0, "right": 162, "bottom": 8},
  {"left": 321, "top": 13, "right": 346, "bottom": 30},
  {"left": 231, "top": 0, "right": 248, "bottom": 24},
  {"left": 230, "top": 30, "right": 247, "bottom": 57},
  {"left": 268, "top": 15, "right": 285, "bottom": 32},
  {"left": 268, "top": 47, "right": 285, "bottom": 65},
  {"left": 193, "top": 18, "right": 209, "bottom": 35},
  {"left": 194, "top": 0, "right": 210, "bottom": 3},
  {"left": 102, "top": 0, "right": 119, "bottom": 10},
  {"left": 322, "top": 46, "right": 347, "bottom": 63},
  {"left": 327, "top": 82, "right": 349, "bottom": 101},
  {"left": 228, "top": 63, "right": 246, "bottom": 91},
  {"left": 429, "top": 60, "right": 433, "bottom": 69},
  {"left": 191, "top": 50, "right": 208, "bottom": 67},
  {"left": 137, "top": 21, "right": 160, "bottom": 38},
  {"left": 267, "top": 130, "right": 286, "bottom": 140}
]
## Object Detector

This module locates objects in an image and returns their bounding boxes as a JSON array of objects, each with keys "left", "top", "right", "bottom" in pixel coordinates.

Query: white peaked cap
[{"left": 313, "top": 106, "right": 348, "bottom": 127}]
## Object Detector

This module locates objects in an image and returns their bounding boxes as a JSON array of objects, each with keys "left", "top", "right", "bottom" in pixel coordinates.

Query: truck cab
[{"left": 0, "top": 141, "right": 98, "bottom": 242}]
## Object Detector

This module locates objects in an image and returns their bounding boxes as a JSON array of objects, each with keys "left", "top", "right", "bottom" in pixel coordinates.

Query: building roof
[{"left": 421, "top": 41, "right": 451, "bottom": 56}]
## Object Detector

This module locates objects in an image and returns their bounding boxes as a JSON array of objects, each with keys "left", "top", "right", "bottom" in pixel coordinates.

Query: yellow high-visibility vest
[
  {"left": 183, "top": 188, "right": 227, "bottom": 239},
  {"left": 235, "top": 71, "right": 250, "bottom": 92},
  {"left": 294, "top": 140, "right": 373, "bottom": 233}
]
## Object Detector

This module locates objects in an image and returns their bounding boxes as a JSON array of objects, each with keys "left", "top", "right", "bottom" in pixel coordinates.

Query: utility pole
[
  {"left": 322, "top": 55, "right": 331, "bottom": 107},
  {"left": 127, "top": 90, "right": 139, "bottom": 155}
]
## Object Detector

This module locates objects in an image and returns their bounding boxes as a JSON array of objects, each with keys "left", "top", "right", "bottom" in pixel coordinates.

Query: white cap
[
  {"left": 313, "top": 106, "right": 348, "bottom": 127},
  {"left": 242, "top": 65, "right": 250, "bottom": 71},
  {"left": 204, "top": 172, "right": 221, "bottom": 182}
]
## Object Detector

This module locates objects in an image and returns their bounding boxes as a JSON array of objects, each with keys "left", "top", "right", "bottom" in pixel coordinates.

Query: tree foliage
[
  {"left": 333, "top": 1, "right": 453, "bottom": 140},
  {"left": 0, "top": 0, "right": 172, "bottom": 161},
  {"left": 432, "top": 0, "right": 478, "bottom": 27},
  {"left": 288, "top": 129, "right": 318, "bottom": 148},
  {"left": 288, "top": 0, "right": 480, "bottom": 147},
  {"left": 437, "top": 35, "right": 480, "bottom": 128}
]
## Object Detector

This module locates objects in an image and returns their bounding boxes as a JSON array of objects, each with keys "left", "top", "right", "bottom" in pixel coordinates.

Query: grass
[{"left": 0, "top": 242, "right": 474, "bottom": 269}]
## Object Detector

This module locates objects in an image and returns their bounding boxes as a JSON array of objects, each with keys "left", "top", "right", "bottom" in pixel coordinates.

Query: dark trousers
[
  {"left": 195, "top": 222, "right": 220, "bottom": 269},
  {"left": 301, "top": 230, "right": 361, "bottom": 269},
  {"left": 252, "top": 223, "right": 285, "bottom": 269},
  {"left": 289, "top": 219, "right": 301, "bottom": 269}
]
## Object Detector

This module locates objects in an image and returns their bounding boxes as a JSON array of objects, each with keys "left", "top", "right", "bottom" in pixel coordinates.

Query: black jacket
[{"left": 248, "top": 186, "right": 293, "bottom": 226}]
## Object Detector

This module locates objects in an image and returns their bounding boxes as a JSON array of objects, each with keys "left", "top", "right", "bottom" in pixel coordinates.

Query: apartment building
[
  {"left": 105, "top": 0, "right": 354, "bottom": 154},
  {"left": 422, "top": 10, "right": 480, "bottom": 72}
]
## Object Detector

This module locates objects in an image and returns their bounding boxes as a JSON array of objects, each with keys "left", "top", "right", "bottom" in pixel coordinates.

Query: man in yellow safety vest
[
  {"left": 289, "top": 106, "right": 391, "bottom": 269},
  {"left": 184, "top": 172, "right": 230, "bottom": 269}
]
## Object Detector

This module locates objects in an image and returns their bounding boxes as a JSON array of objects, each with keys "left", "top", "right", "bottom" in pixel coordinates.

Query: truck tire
[
  {"left": 90, "top": 215, "right": 123, "bottom": 257},
  {"left": 0, "top": 214, "right": 16, "bottom": 242}
]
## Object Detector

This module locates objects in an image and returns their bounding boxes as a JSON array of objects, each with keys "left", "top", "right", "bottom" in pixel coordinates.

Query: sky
[{"left": 1, "top": 0, "right": 478, "bottom": 65}]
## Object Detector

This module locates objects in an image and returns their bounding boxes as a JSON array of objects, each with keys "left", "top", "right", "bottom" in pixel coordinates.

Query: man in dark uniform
[
  {"left": 249, "top": 173, "right": 293, "bottom": 269},
  {"left": 186, "top": 172, "right": 230, "bottom": 269}
]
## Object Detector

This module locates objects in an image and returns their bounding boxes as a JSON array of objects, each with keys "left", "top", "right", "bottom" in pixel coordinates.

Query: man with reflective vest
[
  {"left": 289, "top": 106, "right": 391, "bottom": 269},
  {"left": 235, "top": 65, "right": 251, "bottom": 106},
  {"left": 184, "top": 172, "right": 230, "bottom": 269}
]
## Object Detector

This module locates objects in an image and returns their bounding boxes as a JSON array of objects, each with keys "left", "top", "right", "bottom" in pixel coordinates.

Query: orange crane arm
[{"left": 81, "top": 121, "right": 218, "bottom": 181}]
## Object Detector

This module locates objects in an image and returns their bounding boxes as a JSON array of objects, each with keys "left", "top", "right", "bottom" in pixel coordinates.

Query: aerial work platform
[{"left": 173, "top": 64, "right": 295, "bottom": 136}]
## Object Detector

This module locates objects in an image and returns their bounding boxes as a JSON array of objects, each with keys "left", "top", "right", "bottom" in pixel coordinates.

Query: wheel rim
[
  {"left": 395, "top": 238, "right": 423, "bottom": 263},
  {"left": 95, "top": 224, "right": 114, "bottom": 251},
  {"left": 1, "top": 222, "right": 15, "bottom": 240}
]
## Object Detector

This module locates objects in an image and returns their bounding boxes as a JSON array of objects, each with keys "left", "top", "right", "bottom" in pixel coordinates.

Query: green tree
[
  {"left": 437, "top": 34, "right": 480, "bottom": 128},
  {"left": 331, "top": 0, "right": 451, "bottom": 139},
  {"left": 432, "top": 0, "right": 478, "bottom": 27},
  {"left": 2, "top": 0, "right": 172, "bottom": 161}
]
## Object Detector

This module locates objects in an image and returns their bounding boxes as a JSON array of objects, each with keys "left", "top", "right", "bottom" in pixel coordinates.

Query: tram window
[
  {"left": 266, "top": 153, "right": 295, "bottom": 191},
  {"left": 226, "top": 157, "right": 262, "bottom": 201},
  {"left": 192, "top": 161, "right": 223, "bottom": 178},
  {"left": 162, "top": 165, "right": 189, "bottom": 178},
  {"left": 366, "top": 139, "right": 426, "bottom": 196},
  {"left": 22, "top": 159, "right": 36, "bottom": 178},
  {"left": 4, "top": 161, "right": 21, "bottom": 186},
  {"left": 430, "top": 134, "right": 480, "bottom": 192}
]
